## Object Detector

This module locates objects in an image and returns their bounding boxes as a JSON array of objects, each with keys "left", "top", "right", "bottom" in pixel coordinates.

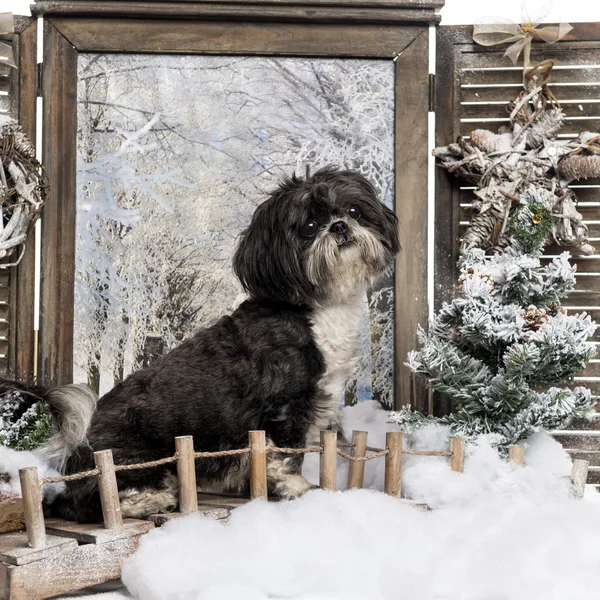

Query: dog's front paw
[{"left": 274, "top": 474, "right": 316, "bottom": 499}]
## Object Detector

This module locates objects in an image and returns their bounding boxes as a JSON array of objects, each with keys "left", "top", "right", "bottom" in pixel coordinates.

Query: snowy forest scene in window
[{"left": 74, "top": 54, "right": 395, "bottom": 405}]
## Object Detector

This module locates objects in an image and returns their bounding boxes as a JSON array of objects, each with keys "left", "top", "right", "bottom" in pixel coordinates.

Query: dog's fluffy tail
[{"left": 0, "top": 378, "right": 98, "bottom": 471}]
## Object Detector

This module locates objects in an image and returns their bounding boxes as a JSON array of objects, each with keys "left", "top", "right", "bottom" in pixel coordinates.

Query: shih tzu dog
[{"left": 2, "top": 166, "right": 399, "bottom": 523}]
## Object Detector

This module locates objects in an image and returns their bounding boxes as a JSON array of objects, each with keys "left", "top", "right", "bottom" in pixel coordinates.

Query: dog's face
[{"left": 234, "top": 166, "right": 400, "bottom": 305}]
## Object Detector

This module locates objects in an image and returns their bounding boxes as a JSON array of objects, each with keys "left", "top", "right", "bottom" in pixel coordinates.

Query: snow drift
[{"left": 121, "top": 403, "right": 600, "bottom": 600}]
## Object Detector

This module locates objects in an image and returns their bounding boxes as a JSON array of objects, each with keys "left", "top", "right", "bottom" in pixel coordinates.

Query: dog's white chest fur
[{"left": 308, "top": 299, "right": 363, "bottom": 440}]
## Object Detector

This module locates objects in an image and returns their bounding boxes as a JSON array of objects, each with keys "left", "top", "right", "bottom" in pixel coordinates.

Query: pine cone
[{"left": 522, "top": 305, "right": 549, "bottom": 331}]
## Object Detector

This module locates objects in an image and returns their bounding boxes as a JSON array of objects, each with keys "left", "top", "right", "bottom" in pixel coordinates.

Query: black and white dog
[{"left": 3, "top": 166, "right": 399, "bottom": 522}]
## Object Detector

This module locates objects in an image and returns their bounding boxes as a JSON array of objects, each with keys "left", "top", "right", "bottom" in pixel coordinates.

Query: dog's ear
[{"left": 233, "top": 190, "right": 314, "bottom": 305}]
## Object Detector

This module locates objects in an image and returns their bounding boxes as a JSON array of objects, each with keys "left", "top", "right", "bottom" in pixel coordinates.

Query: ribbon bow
[
  {"left": 0, "top": 13, "right": 16, "bottom": 69},
  {"left": 473, "top": 19, "right": 572, "bottom": 71}
]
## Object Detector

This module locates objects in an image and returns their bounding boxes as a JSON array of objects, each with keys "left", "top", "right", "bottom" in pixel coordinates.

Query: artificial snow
[
  {"left": 121, "top": 402, "right": 600, "bottom": 600},
  {"left": 0, "top": 446, "right": 64, "bottom": 501}
]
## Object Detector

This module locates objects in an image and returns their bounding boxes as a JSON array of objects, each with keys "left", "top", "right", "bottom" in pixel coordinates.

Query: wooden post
[
  {"left": 19, "top": 467, "right": 46, "bottom": 549},
  {"left": 176, "top": 436, "right": 198, "bottom": 514},
  {"left": 508, "top": 445, "right": 525, "bottom": 466},
  {"left": 249, "top": 430, "right": 268, "bottom": 500},
  {"left": 319, "top": 430, "right": 337, "bottom": 491},
  {"left": 94, "top": 450, "right": 123, "bottom": 529},
  {"left": 571, "top": 458, "right": 589, "bottom": 500},
  {"left": 384, "top": 432, "right": 403, "bottom": 498},
  {"left": 448, "top": 437, "right": 465, "bottom": 473},
  {"left": 346, "top": 430, "right": 368, "bottom": 489}
]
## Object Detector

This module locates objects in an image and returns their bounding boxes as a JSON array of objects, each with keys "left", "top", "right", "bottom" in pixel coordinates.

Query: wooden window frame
[{"left": 34, "top": 2, "right": 439, "bottom": 412}]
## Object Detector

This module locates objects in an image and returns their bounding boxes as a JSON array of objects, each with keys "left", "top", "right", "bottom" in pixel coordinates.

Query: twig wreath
[
  {"left": 433, "top": 60, "right": 595, "bottom": 256},
  {"left": 0, "top": 115, "right": 47, "bottom": 267}
]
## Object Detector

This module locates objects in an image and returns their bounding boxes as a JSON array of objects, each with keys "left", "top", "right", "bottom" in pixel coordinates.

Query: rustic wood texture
[
  {"left": 249, "top": 430, "right": 268, "bottom": 500},
  {"left": 44, "top": 518, "right": 153, "bottom": 544},
  {"left": 148, "top": 507, "right": 229, "bottom": 525},
  {"left": 94, "top": 450, "right": 123, "bottom": 530},
  {"left": 0, "top": 19, "right": 38, "bottom": 380},
  {"left": 0, "top": 497, "right": 24, "bottom": 535},
  {"left": 1, "top": 536, "right": 141, "bottom": 599},
  {"left": 39, "top": 21, "right": 77, "bottom": 386},
  {"left": 394, "top": 28, "right": 430, "bottom": 412},
  {"left": 18, "top": 467, "right": 46, "bottom": 549},
  {"left": 346, "top": 430, "right": 368, "bottom": 489},
  {"left": 51, "top": 18, "right": 422, "bottom": 57},
  {"left": 508, "top": 445, "right": 525, "bottom": 466},
  {"left": 0, "top": 531, "right": 76, "bottom": 567},
  {"left": 448, "top": 436, "right": 465, "bottom": 473},
  {"left": 571, "top": 458, "right": 589, "bottom": 499},
  {"left": 176, "top": 436, "right": 198, "bottom": 514},
  {"left": 384, "top": 431, "right": 402, "bottom": 497},
  {"left": 319, "top": 430, "right": 337, "bottom": 491},
  {"left": 34, "top": 1, "right": 442, "bottom": 23},
  {"left": 33, "top": 0, "right": 445, "bottom": 6}
]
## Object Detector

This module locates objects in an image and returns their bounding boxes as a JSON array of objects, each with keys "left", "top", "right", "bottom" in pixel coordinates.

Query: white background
[{"left": 4, "top": 0, "right": 600, "bottom": 23}]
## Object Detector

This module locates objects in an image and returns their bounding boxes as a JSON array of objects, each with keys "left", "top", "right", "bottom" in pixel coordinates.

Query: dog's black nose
[{"left": 330, "top": 221, "right": 348, "bottom": 235}]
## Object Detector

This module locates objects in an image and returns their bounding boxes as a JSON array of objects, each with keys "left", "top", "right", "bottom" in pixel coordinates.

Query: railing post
[
  {"left": 384, "top": 432, "right": 403, "bottom": 498},
  {"left": 176, "top": 436, "right": 198, "bottom": 514},
  {"left": 508, "top": 445, "right": 525, "bottom": 466},
  {"left": 249, "top": 430, "right": 268, "bottom": 500},
  {"left": 346, "top": 430, "right": 368, "bottom": 489},
  {"left": 319, "top": 430, "right": 337, "bottom": 491},
  {"left": 571, "top": 458, "right": 589, "bottom": 499},
  {"left": 19, "top": 466, "right": 46, "bottom": 548},
  {"left": 448, "top": 436, "right": 465, "bottom": 473},
  {"left": 94, "top": 450, "right": 123, "bottom": 529}
]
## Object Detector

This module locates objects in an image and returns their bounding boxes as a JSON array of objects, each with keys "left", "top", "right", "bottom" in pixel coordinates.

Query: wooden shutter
[
  {"left": 1, "top": 17, "right": 38, "bottom": 380},
  {"left": 435, "top": 23, "right": 600, "bottom": 413}
]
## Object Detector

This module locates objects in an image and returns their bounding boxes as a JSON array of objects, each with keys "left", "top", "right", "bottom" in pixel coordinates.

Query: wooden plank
[
  {"left": 567, "top": 450, "right": 600, "bottom": 466},
  {"left": 4, "top": 536, "right": 141, "bottom": 600},
  {"left": 0, "top": 497, "right": 24, "bottom": 535},
  {"left": 196, "top": 493, "right": 251, "bottom": 508},
  {"left": 29, "top": 0, "right": 446, "bottom": 7},
  {"left": 39, "top": 21, "right": 77, "bottom": 385},
  {"left": 0, "top": 532, "right": 76, "bottom": 566},
  {"left": 176, "top": 436, "right": 198, "bottom": 514},
  {"left": 461, "top": 100, "right": 600, "bottom": 120},
  {"left": 35, "top": 2, "right": 442, "bottom": 23},
  {"left": 461, "top": 66, "right": 600, "bottom": 87},
  {"left": 394, "top": 27, "right": 429, "bottom": 412},
  {"left": 462, "top": 84, "right": 600, "bottom": 103},
  {"left": 460, "top": 118, "right": 600, "bottom": 138},
  {"left": 433, "top": 25, "right": 461, "bottom": 416},
  {"left": 346, "top": 430, "right": 367, "bottom": 489},
  {"left": 19, "top": 467, "right": 46, "bottom": 549},
  {"left": 94, "top": 450, "right": 123, "bottom": 530},
  {"left": 12, "top": 19, "right": 38, "bottom": 382},
  {"left": 458, "top": 200, "right": 600, "bottom": 221},
  {"left": 249, "top": 430, "right": 267, "bottom": 500},
  {"left": 384, "top": 431, "right": 402, "bottom": 497},
  {"left": 45, "top": 518, "right": 153, "bottom": 544},
  {"left": 51, "top": 18, "right": 422, "bottom": 57},
  {"left": 147, "top": 507, "right": 229, "bottom": 525},
  {"left": 319, "top": 430, "right": 337, "bottom": 491},
  {"left": 552, "top": 431, "right": 600, "bottom": 450}
]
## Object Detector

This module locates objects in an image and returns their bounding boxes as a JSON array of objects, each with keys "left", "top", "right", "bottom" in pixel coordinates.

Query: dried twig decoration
[
  {"left": 0, "top": 116, "right": 47, "bottom": 267},
  {"left": 433, "top": 60, "right": 595, "bottom": 256}
]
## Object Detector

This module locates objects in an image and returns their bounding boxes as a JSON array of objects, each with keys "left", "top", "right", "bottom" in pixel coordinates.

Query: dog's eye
[
  {"left": 348, "top": 206, "right": 361, "bottom": 221},
  {"left": 300, "top": 220, "right": 319, "bottom": 238}
]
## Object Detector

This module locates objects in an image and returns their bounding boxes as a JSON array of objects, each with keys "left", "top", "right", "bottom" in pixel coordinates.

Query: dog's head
[{"left": 233, "top": 166, "right": 400, "bottom": 306}]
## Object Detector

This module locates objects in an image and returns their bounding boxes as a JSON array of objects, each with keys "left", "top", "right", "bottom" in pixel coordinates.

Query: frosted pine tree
[{"left": 390, "top": 190, "right": 597, "bottom": 447}]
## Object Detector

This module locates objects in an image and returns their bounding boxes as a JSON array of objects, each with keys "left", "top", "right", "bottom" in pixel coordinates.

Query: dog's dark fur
[{"left": 2, "top": 166, "right": 399, "bottom": 523}]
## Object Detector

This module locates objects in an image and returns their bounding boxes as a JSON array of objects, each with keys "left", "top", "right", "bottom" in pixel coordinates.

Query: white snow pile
[
  {"left": 0, "top": 446, "right": 64, "bottom": 501},
  {"left": 122, "top": 402, "right": 600, "bottom": 600}
]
